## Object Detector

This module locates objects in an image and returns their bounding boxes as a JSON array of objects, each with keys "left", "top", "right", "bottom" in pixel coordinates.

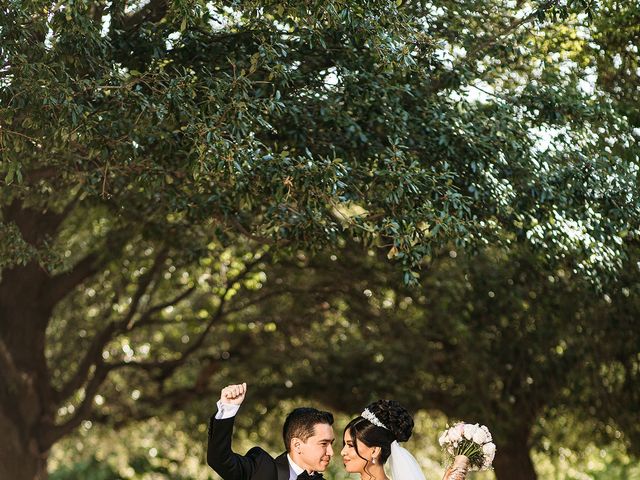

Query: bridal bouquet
[{"left": 438, "top": 422, "right": 496, "bottom": 472}]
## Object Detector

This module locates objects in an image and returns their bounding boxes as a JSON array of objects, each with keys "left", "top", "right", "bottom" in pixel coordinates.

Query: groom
[{"left": 207, "top": 382, "right": 335, "bottom": 480}]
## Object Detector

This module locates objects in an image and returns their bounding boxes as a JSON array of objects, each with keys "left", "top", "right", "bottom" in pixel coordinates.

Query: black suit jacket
[{"left": 207, "top": 415, "right": 290, "bottom": 480}]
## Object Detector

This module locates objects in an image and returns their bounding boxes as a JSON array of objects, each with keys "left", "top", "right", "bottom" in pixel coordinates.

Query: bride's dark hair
[{"left": 343, "top": 399, "right": 414, "bottom": 466}]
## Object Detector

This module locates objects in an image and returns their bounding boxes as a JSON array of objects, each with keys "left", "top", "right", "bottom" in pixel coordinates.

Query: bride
[{"left": 340, "top": 399, "right": 464, "bottom": 480}]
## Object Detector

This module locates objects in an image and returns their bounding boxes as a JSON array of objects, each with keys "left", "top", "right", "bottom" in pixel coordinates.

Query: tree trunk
[
  {"left": 0, "top": 263, "right": 55, "bottom": 480},
  {"left": 492, "top": 429, "right": 537, "bottom": 480},
  {"left": 0, "top": 409, "right": 48, "bottom": 480},
  {"left": 0, "top": 202, "right": 105, "bottom": 479}
]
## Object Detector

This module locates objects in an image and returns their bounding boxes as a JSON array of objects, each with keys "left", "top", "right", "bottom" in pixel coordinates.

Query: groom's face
[{"left": 294, "top": 423, "right": 335, "bottom": 472}]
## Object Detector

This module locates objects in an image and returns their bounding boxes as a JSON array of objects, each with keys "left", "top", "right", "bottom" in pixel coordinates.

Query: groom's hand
[{"left": 220, "top": 382, "right": 247, "bottom": 405}]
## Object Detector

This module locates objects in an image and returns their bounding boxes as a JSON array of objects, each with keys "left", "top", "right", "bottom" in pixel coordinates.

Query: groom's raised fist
[{"left": 220, "top": 382, "right": 247, "bottom": 405}]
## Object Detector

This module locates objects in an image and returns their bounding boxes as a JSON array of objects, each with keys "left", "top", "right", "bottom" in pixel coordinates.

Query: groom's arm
[
  {"left": 207, "top": 383, "right": 258, "bottom": 480},
  {"left": 208, "top": 415, "right": 259, "bottom": 480}
]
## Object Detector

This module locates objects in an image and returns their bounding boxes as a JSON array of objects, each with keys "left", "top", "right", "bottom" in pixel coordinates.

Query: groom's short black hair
[{"left": 283, "top": 407, "right": 334, "bottom": 451}]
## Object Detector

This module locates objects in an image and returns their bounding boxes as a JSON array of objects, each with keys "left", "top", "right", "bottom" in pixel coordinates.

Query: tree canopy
[{"left": 2, "top": 0, "right": 638, "bottom": 278}]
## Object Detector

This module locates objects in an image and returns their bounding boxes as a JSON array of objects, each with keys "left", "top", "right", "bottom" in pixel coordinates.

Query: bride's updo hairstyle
[{"left": 344, "top": 399, "right": 414, "bottom": 465}]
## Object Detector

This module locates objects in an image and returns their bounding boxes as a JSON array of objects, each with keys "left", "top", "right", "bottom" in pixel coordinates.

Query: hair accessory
[{"left": 361, "top": 408, "right": 388, "bottom": 429}]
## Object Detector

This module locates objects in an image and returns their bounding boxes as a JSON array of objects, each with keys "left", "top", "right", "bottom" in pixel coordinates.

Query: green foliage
[
  {"left": 49, "top": 456, "right": 124, "bottom": 480},
  {"left": 0, "top": 221, "right": 39, "bottom": 267},
  {"left": 2, "top": 0, "right": 638, "bottom": 281}
]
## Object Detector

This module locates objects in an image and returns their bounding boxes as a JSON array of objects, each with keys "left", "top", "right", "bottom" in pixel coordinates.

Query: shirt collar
[{"left": 287, "top": 454, "right": 307, "bottom": 478}]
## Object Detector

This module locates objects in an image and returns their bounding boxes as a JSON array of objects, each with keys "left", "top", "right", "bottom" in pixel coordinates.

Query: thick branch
[
  {"left": 119, "top": 0, "right": 169, "bottom": 31},
  {"left": 55, "top": 322, "right": 117, "bottom": 403},
  {"left": 54, "top": 248, "right": 169, "bottom": 404},
  {"left": 41, "top": 221, "right": 134, "bottom": 311},
  {"left": 90, "top": 380, "right": 218, "bottom": 428},
  {"left": 41, "top": 362, "right": 112, "bottom": 449},
  {"left": 107, "top": 255, "right": 267, "bottom": 382},
  {"left": 22, "top": 167, "right": 61, "bottom": 184},
  {"left": 3, "top": 199, "right": 70, "bottom": 246},
  {"left": 42, "top": 253, "right": 101, "bottom": 310},
  {"left": 49, "top": 253, "right": 266, "bottom": 441},
  {"left": 164, "top": 256, "right": 266, "bottom": 367}
]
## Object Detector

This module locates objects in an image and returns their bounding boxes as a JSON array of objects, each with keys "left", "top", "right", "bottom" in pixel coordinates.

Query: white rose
[
  {"left": 472, "top": 427, "right": 488, "bottom": 444},
  {"left": 463, "top": 423, "right": 479, "bottom": 440},
  {"left": 482, "top": 442, "right": 496, "bottom": 463},
  {"left": 448, "top": 424, "right": 463, "bottom": 442},
  {"left": 480, "top": 425, "right": 492, "bottom": 442},
  {"left": 438, "top": 431, "right": 448, "bottom": 446}
]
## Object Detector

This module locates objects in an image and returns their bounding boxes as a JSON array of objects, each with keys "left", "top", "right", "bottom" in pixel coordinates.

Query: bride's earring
[{"left": 371, "top": 457, "right": 376, "bottom": 464}]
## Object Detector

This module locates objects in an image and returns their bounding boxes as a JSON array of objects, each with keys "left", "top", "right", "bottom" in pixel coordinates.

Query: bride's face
[{"left": 341, "top": 430, "right": 375, "bottom": 474}]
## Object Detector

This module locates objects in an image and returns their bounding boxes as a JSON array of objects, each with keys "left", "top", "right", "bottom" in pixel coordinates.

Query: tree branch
[
  {"left": 119, "top": 0, "right": 169, "bottom": 31},
  {"left": 49, "top": 252, "right": 265, "bottom": 441},
  {"left": 429, "top": 0, "right": 561, "bottom": 93},
  {"left": 55, "top": 322, "right": 117, "bottom": 404},
  {"left": 54, "top": 247, "right": 169, "bottom": 404},
  {"left": 41, "top": 362, "right": 112, "bottom": 449},
  {"left": 106, "top": 254, "right": 268, "bottom": 382},
  {"left": 474, "top": 0, "right": 558, "bottom": 54},
  {"left": 3, "top": 199, "right": 69, "bottom": 246},
  {"left": 121, "top": 247, "right": 169, "bottom": 330},
  {"left": 133, "top": 285, "right": 197, "bottom": 329},
  {"left": 42, "top": 252, "right": 101, "bottom": 309},
  {"left": 41, "top": 216, "right": 136, "bottom": 309}
]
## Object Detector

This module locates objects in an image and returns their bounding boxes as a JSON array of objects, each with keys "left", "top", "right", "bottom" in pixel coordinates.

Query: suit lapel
[{"left": 274, "top": 452, "right": 290, "bottom": 480}]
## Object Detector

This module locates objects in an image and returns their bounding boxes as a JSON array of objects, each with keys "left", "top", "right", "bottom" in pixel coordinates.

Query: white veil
[{"left": 387, "top": 440, "right": 426, "bottom": 480}]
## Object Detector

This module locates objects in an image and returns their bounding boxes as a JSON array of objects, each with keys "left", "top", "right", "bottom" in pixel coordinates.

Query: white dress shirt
[{"left": 215, "top": 400, "right": 240, "bottom": 419}]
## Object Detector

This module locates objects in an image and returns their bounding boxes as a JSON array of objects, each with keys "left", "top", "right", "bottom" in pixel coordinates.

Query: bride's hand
[
  {"left": 442, "top": 466, "right": 465, "bottom": 480},
  {"left": 220, "top": 382, "right": 247, "bottom": 405}
]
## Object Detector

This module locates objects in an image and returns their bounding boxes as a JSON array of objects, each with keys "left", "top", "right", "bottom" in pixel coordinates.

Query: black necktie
[{"left": 297, "top": 472, "right": 322, "bottom": 480}]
